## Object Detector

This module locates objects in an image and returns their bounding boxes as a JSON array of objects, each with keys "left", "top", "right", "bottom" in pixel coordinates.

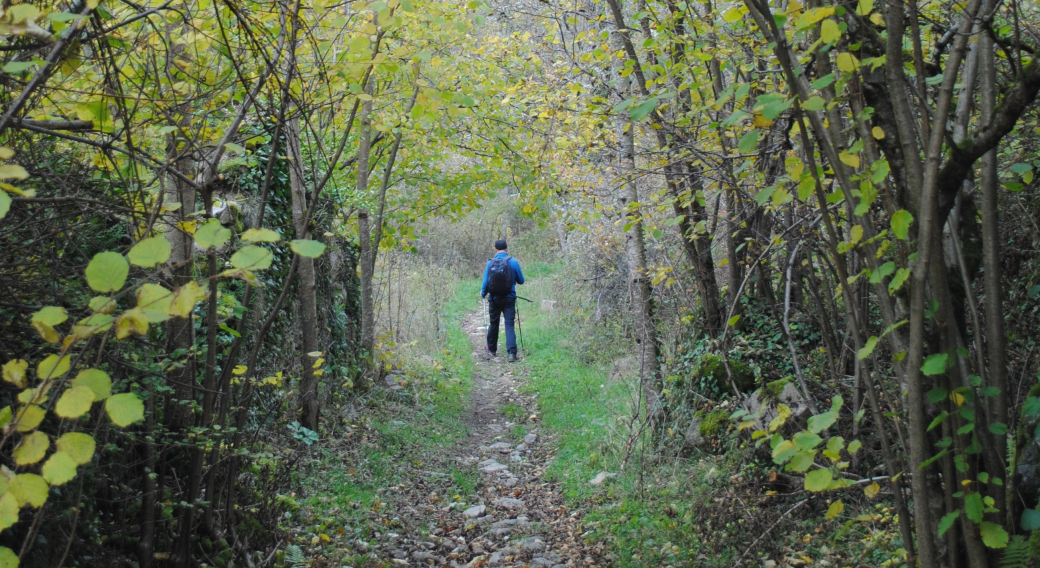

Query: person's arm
[
  {"left": 480, "top": 262, "right": 490, "bottom": 297},
  {"left": 512, "top": 258, "right": 525, "bottom": 285}
]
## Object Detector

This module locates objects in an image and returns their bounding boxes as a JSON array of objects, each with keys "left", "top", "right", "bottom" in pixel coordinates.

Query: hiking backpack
[{"left": 486, "top": 256, "right": 515, "bottom": 297}]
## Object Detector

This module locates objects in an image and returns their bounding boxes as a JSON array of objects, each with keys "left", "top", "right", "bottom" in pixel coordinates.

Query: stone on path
[
  {"left": 523, "top": 432, "right": 538, "bottom": 444},
  {"left": 487, "top": 441, "right": 512, "bottom": 452},
  {"left": 480, "top": 460, "right": 509, "bottom": 473},
  {"left": 462, "top": 505, "right": 486, "bottom": 518},
  {"left": 492, "top": 497, "right": 524, "bottom": 509}
]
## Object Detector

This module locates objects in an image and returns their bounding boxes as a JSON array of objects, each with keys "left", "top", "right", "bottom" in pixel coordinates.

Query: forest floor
[{"left": 291, "top": 308, "right": 607, "bottom": 567}]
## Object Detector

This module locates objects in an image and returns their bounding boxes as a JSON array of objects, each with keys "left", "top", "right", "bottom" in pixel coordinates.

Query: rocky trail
[{"left": 362, "top": 311, "right": 607, "bottom": 567}]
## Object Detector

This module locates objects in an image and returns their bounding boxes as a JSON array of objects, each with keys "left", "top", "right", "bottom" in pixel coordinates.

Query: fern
[
  {"left": 285, "top": 544, "right": 307, "bottom": 568},
  {"left": 998, "top": 536, "right": 1033, "bottom": 568}
]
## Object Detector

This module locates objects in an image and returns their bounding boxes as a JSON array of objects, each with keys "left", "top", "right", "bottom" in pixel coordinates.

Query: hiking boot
[
  {"left": 508, "top": 353, "right": 519, "bottom": 363},
  {"left": 485, "top": 346, "right": 497, "bottom": 360}
]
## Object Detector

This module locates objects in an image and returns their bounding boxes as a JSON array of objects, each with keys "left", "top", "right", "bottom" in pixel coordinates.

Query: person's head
[{"left": 494, "top": 239, "right": 508, "bottom": 252}]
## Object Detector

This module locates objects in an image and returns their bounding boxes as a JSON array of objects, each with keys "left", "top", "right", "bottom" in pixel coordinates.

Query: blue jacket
[{"left": 481, "top": 252, "right": 525, "bottom": 299}]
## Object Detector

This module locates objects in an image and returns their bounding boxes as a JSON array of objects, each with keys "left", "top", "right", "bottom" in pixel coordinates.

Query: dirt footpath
[{"left": 370, "top": 311, "right": 607, "bottom": 567}]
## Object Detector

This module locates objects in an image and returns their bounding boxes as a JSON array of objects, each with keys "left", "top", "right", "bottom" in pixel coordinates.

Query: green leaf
[
  {"left": 136, "top": 283, "right": 174, "bottom": 323},
  {"left": 847, "top": 440, "right": 862, "bottom": 454},
  {"left": 105, "top": 393, "right": 144, "bottom": 427},
  {"left": 31, "top": 306, "right": 68, "bottom": 327},
  {"left": 0, "top": 190, "right": 10, "bottom": 220},
  {"left": 794, "top": 432, "right": 823, "bottom": 451},
  {"left": 0, "top": 494, "right": 18, "bottom": 532},
  {"left": 771, "top": 439, "right": 797, "bottom": 464},
  {"left": 989, "top": 422, "right": 1008, "bottom": 436},
  {"left": 927, "top": 387, "right": 948, "bottom": 403},
  {"left": 788, "top": 450, "right": 815, "bottom": 472},
  {"left": 979, "top": 521, "right": 1008, "bottom": 548},
  {"left": 888, "top": 267, "right": 910, "bottom": 295},
  {"left": 241, "top": 228, "right": 281, "bottom": 243},
  {"left": 807, "top": 410, "right": 838, "bottom": 433},
  {"left": 804, "top": 468, "right": 833, "bottom": 491},
  {"left": 891, "top": 209, "right": 913, "bottom": 240},
  {"left": 41, "top": 452, "right": 77, "bottom": 486},
  {"left": 728, "top": 315, "right": 741, "bottom": 327},
  {"left": 802, "top": 96, "right": 826, "bottom": 112},
  {"left": 629, "top": 98, "right": 658, "bottom": 121},
  {"left": 71, "top": 369, "right": 111, "bottom": 400},
  {"left": 85, "top": 251, "right": 129, "bottom": 292},
  {"left": 56, "top": 432, "right": 96, "bottom": 465},
  {"left": 937, "top": 510, "right": 960, "bottom": 536},
  {"left": 0, "top": 546, "right": 17, "bottom": 568},
  {"left": 9, "top": 473, "right": 48, "bottom": 508},
  {"left": 737, "top": 131, "right": 760, "bottom": 153},
  {"left": 37, "top": 354, "right": 71, "bottom": 380},
  {"left": 231, "top": 245, "right": 273, "bottom": 270},
  {"left": 13, "top": 431, "right": 49, "bottom": 465},
  {"left": 127, "top": 236, "right": 171, "bottom": 268},
  {"left": 193, "top": 219, "right": 231, "bottom": 249},
  {"left": 965, "top": 492, "right": 984, "bottom": 523},
  {"left": 3, "top": 61, "right": 35, "bottom": 74},
  {"left": 857, "top": 336, "right": 878, "bottom": 360},
  {"left": 1021, "top": 508, "right": 1040, "bottom": 531},
  {"left": 927, "top": 412, "right": 948, "bottom": 432},
  {"left": 811, "top": 74, "right": 835, "bottom": 90},
  {"left": 921, "top": 353, "right": 948, "bottom": 376},
  {"left": 290, "top": 239, "right": 327, "bottom": 258},
  {"left": 55, "top": 386, "right": 95, "bottom": 419}
]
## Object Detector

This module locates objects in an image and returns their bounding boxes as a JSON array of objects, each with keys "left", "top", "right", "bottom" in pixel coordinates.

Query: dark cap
[{"left": 494, "top": 239, "right": 508, "bottom": 250}]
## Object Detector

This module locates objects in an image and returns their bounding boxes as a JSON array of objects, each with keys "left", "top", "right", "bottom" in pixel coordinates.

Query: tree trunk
[
  {"left": 357, "top": 81, "right": 376, "bottom": 383},
  {"left": 288, "top": 115, "right": 322, "bottom": 431},
  {"left": 610, "top": 25, "right": 662, "bottom": 422}
]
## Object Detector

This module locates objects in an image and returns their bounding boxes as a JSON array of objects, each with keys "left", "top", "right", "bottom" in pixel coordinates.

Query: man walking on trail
[{"left": 482, "top": 239, "right": 525, "bottom": 362}]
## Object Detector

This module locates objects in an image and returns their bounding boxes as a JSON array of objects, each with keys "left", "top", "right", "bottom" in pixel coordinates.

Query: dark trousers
[{"left": 486, "top": 297, "right": 517, "bottom": 355}]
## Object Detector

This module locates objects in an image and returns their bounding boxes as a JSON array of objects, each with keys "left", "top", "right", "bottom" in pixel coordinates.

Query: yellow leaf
[
  {"left": 839, "top": 150, "right": 861, "bottom": 169},
  {"left": 864, "top": 482, "right": 881, "bottom": 498},
  {"left": 37, "top": 354, "right": 71, "bottom": 380},
  {"left": 0, "top": 165, "right": 28, "bottom": 181},
  {"left": 872, "top": 126, "right": 885, "bottom": 139},
  {"left": 168, "top": 281, "right": 206, "bottom": 318},
  {"left": 820, "top": 19, "right": 841, "bottom": 43},
  {"left": 826, "top": 499, "right": 844, "bottom": 519},
  {"left": 753, "top": 113, "right": 773, "bottom": 128},
  {"left": 232, "top": 365, "right": 248, "bottom": 376},
  {"left": 177, "top": 220, "right": 197, "bottom": 234},
  {"left": 55, "top": 386, "right": 95, "bottom": 419},
  {"left": 71, "top": 369, "right": 112, "bottom": 400},
  {"left": 56, "top": 432, "right": 96, "bottom": 465},
  {"left": 14, "top": 405, "right": 44, "bottom": 432},
  {"left": 836, "top": 52, "right": 859, "bottom": 73},
  {"left": 2, "top": 360, "right": 28, "bottom": 388},
  {"left": 9, "top": 473, "right": 48, "bottom": 508},
  {"left": 12, "top": 431, "right": 49, "bottom": 466},
  {"left": 41, "top": 452, "right": 77, "bottom": 486},
  {"left": 115, "top": 309, "right": 149, "bottom": 339}
]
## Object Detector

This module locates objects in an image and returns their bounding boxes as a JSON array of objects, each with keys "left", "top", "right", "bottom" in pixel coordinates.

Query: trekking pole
[{"left": 516, "top": 302, "right": 524, "bottom": 352}]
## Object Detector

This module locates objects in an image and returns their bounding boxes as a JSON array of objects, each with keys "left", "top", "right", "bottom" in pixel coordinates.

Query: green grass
[
  {"left": 511, "top": 264, "right": 718, "bottom": 567},
  {"left": 298, "top": 277, "right": 481, "bottom": 536}
]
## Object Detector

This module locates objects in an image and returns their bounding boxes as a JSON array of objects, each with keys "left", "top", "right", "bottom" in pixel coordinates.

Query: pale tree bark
[
  {"left": 610, "top": 25, "right": 662, "bottom": 423},
  {"left": 288, "top": 115, "right": 322, "bottom": 431},
  {"left": 357, "top": 79, "right": 376, "bottom": 382}
]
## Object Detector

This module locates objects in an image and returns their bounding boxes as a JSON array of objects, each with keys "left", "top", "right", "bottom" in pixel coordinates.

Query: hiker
[{"left": 481, "top": 239, "right": 525, "bottom": 362}]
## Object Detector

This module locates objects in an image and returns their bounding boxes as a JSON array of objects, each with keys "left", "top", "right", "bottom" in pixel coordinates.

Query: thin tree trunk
[
  {"left": 357, "top": 79, "right": 376, "bottom": 383},
  {"left": 288, "top": 115, "right": 322, "bottom": 431}
]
